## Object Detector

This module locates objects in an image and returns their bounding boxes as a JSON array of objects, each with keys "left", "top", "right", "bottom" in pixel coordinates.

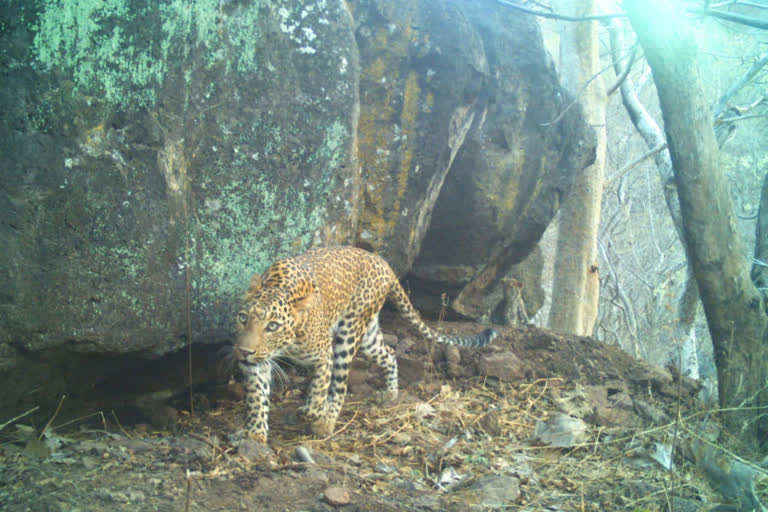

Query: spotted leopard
[{"left": 234, "top": 246, "right": 497, "bottom": 441}]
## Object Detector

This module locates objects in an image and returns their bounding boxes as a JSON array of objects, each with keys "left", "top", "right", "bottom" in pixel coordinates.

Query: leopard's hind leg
[
  {"left": 309, "top": 313, "right": 368, "bottom": 437},
  {"left": 359, "top": 314, "right": 398, "bottom": 400}
]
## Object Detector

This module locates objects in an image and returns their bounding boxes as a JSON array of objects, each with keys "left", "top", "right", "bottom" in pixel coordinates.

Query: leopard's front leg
[
  {"left": 241, "top": 360, "right": 272, "bottom": 442},
  {"left": 297, "top": 347, "right": 333, "bottom": 434}
]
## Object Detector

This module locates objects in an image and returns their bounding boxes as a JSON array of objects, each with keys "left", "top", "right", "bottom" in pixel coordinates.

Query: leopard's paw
[
  {"left": 373, "top": 389, "right": 398, "bottom": 404},
  {"left": 297, "top": 404, "right": 321, "bottom": 423},
  {"left": 246, "top": 431, "right": 268, "bottom": 444},
  {"left": 310, "top": 418, "right": 335, "bottom": 438},
  {"left": 237, "top": 436, "right": 275, "bottom": 463}
]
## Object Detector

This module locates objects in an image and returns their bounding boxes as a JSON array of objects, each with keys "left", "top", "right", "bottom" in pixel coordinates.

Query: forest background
[{"left": 526, "top": 0, "right": 768, "bottom": 450}]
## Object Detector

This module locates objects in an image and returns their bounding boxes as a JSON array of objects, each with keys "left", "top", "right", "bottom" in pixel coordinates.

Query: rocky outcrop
[
  {"left": 1, "top": 0, "right": 360, "bottom": 359},
  {"left": 0, "top": 0, "right": 594, "bottom": 410},
  {"left": 402, "top": 2, "right": 596, "bottom": 321},
  {"left": 352, "top": 1, "right": 595, "bottom": 280}
]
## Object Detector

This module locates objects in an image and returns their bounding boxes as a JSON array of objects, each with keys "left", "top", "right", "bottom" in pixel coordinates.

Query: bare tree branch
[
  {"left": 606, "top": 44, "right": 639, "bottom": 96},
  {"left": 713, "top": 52, "right": 768, "bottom": 119},
  {"left": 495, "top": 0, "right": 625, "bottom": 21},
  {"left": 497, "top": 0, "right": 768, "bottom": 30},
  {"left": 688, "top": 7, "right": 768, "bottom": 29},
  {"left": 713, "top": 1, "right": 768, "bottom": 9},
  {"left": 542, "top": 54, "right": 630, "bottom": 126},
  {"left": 605, "top": 143, "right": 668, "bottom": 187}
]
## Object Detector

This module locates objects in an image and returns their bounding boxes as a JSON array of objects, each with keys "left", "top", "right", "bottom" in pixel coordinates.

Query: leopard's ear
[{"left": 243, "top": 273, "right": 263, "bottom": 301}]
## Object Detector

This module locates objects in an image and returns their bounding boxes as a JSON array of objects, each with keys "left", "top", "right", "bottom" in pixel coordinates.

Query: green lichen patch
[
  {"left": 193, "top": 175, "right": 328, "bottom": 300},
  {"left": 32, "top": 0, "right": 266, "bottom": 107}
]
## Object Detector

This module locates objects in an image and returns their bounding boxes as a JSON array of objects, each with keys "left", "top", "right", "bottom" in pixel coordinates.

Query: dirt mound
[{"left": 1, "top": 320, "right": 764, "bottom": 511}]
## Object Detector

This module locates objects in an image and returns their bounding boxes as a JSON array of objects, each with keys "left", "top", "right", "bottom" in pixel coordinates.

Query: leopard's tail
[{"left": 387, "top": 279, "right": 497, "bottom": 347}]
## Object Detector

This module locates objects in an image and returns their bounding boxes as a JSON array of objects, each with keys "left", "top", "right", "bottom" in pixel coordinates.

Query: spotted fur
[{"left": 234, "top": 246, "right": 497, "bottom": 441}]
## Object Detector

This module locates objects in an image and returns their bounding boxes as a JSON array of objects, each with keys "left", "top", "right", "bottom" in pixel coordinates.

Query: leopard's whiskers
[{"left": 267, "top": 357, "right": 290, "bottom": 393}]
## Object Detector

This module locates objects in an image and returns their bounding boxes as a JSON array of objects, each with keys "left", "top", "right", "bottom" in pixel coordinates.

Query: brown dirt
[{"left": 1, "top": 318, "right": 764, "bottom": 511}]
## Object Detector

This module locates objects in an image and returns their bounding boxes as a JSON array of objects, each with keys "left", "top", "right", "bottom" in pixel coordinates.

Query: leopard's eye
[
  {"left": 237, "top": 312, "right": 249, "bottom": 326},
  {"left": 266, "top": 321, "right": 281, "bottom": 332}
]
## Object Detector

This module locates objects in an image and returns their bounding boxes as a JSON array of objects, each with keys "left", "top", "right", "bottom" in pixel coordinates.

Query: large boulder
[
  {"left": 0, "top": 0, "right": 359, "bottom": 359},
  {"left": 401, "top": 1, "right": 596, "bottom": 320},
  {"left": 352, "top": 0, "right": 496, "bottom": 272}
]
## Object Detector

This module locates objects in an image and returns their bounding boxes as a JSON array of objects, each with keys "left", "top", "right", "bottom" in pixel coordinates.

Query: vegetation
[{"left": 511, "top": 0, "right": 768, "bottom": 451}]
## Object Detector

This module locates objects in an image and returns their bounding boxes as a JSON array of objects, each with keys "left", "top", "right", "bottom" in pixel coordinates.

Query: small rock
[
  {"left": 170, "top": 437, "right": 210, "bottom": 461},
  {"left": 15, "top": 424, "right": 36, "bottom": 438},
  {"left": 375, "top": 462, "right": 397, "bottom": 474},
  {"left": 660, "top": 497, "right": 706, "bottom": 512},
  {"left": 147, "top": 404, "right": 179, "bottom": 431},
  {"left": 593, "top": 406, "right": 633, "bottom": 427},
  {"left": 437, "top": 466, "right": 465, "bottom": 491},
  {"left": 75, "top": 440, "right": 110, "bottom": 456},
  {"left": 81, "top": 456, "right": 99, "bottom": 470},
  {"left": 237, "top": 438, "right": 273, "bottom": 461},
  {"left": 477, "top": 352, "right": 525, "bottom": 382},
  {"left": 392, "top": 478, "right": 429, "bottom": 492},
  {"left": 96, "top": 488, "right": 129, "bottom": 503},
  {"left": 112, "top": 437, "right": 155, "bottom": 454},
  {"left": 126, "top": 490, "right": 145, "bottom": 503},
  {"left": 348, "top": 381, "right": 374, "bottom": 397},
  {"left": 531, "top": 413, "right": 588, "bottom": 447},
  {"left": 397, "top": 354, "right": 427, "bottom": 387},
  {"left": 323, "top": 486, "right": 350, "bottom": 506},
  {"left": 470, "top": 475, "right": 521, "bottom": 506},
  {"left": 24, "top": 438, "right": 50, "bottom": 459},
  {"left": 693, "top": 440, "right": 762, "bottom": 510},
  {"left": 626, "top": 362, "right": 673, "bottom": 389},
  {"left": 412, "top": 401, "right": 436, "bottom": 423},
  {"left": 498, "top": 453, "right": 535, "bottom": 481},
  {"left": 608, "top": 391, "right": 634, "bottom": 411},
  {"left": 390, "top": 432, "right": 412, "bottom": 445},
  {"left": 295, "top": 446, "right": 316, "bottom": 464},
  {"left": 444, "top": 345, "right": 462, "bottom": 378},
  {"left": 634, "top": 399, "right": 669, "bottom": 424},
  {"left": 479, "top": 409, "right": 502, "bottom": 437}
]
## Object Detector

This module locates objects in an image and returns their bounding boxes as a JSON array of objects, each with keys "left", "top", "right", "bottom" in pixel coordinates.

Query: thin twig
[
  {"left": 49, "top": 411, "right": 109, "bottom": 432},
  {"left": 688, "top": 7, "right": 768, "bottom": 29},
  {"left": 496, "top": 0, "right": 625, "bottom": 21},
  {"left": 39, "top": 395, "right": 66, "bottom": 439},
  {"left": 0, "top": 406, "right": 40, "bottom": 432},
  {"left": 605, "top": 143, "right": 668, "bottom": 187},
  {"left": 188, "top": 432, "right": 246, "bottom": 470},
  {"left": 110, "top": 410, "right": 132, "bottom": 438},
  {"left": 185, "top": 469, "right": 192, "bottom": 512}
]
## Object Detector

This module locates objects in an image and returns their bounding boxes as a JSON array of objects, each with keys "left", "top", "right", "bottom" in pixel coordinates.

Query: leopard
[{"left": 234, "top": 246, "right": 497, "bottom": 442}]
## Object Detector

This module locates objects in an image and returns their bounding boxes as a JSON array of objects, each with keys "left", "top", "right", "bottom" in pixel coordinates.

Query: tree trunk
[
  {"left": 608, "top": 21, "right": 701, "bottom": 379},
  {"left": 548, "top": 0, "right": 606, "bottom": 336},
  {"left": 626, "top": 0, "right": 768, "bottom": 448},
  {"left": 751, "top": 171, "right": 768, "bottom": 298}
]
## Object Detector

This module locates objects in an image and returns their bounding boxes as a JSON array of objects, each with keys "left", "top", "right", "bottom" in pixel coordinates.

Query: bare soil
[{"left": 1, "top": 318, "right": 764, "bottom": 511}]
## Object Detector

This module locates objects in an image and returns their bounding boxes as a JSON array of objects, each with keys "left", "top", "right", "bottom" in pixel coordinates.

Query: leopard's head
[{"left": 234, "top": 273, "right": 311, "bottom": 367}]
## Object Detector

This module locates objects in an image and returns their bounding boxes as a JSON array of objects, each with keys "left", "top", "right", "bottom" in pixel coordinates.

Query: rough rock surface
[
  {"left": 404, "top": 1, "right": 596, "bottom": 320},
  {"left": 1, "top": 0, "right": 359, "bottom": 360},
  {"left": 352, "top": 0, "right": 596, "bottom": 281}
]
